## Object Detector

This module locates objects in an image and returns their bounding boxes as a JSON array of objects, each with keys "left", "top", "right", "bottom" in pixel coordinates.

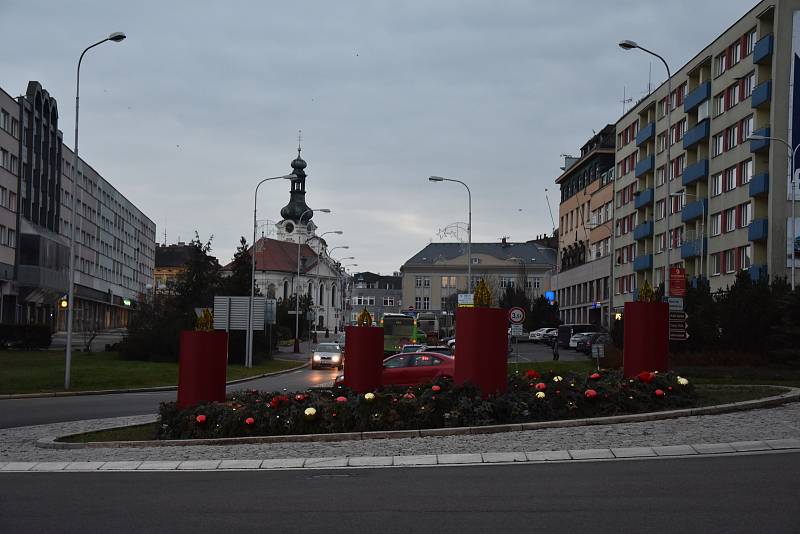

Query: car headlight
[
  {"left": 313, "top": 355, "right": 321, "bottom": 361},
  {"left": 332, "top": 355, "right": 340, "bottom": 362}
]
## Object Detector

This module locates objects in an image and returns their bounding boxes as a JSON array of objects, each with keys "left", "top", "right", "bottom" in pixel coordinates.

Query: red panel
[
  {"left": 455, "top": 307, "right": 508, "bottom": 396},
  {"left": 343, "top": 326, "right": 384, "bottom": 393},
  {"left": 177, "top": 331, "right": 228, "bottom": 409},
  {"left": 623, "top": 302, "right": 669, "bottom": 378}
]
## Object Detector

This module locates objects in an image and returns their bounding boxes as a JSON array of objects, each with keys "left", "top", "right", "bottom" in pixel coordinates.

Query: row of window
[
  {"left": 0, "top": 108, "right": 20, "bottom": 138},
  {"left": 710, "top": 245, "right": 752, "bottom": 276},
  {"left": 0, "top": 149, "right": 19, "bottom": 176},
  {"left": 0, "top": 186, "right": 16, "bottom": 212},
  {"left": 615, "top": 212, "right": 638, "bottom": 237},
  {"left": 709, "top": 202, "right": 752, "bottom": 236},
  {"left": 616, "top": 274, "right": 637, "bottom": 295},
  {"left": 352, "top": 296, "right": 397, "bottom": 307},
  {"left": 0, "top": 225, "right": 15, "bottom": 248},
  {"left": 710, "top": 158, "right": 753, "bottom": 196},
  {"left": 617, "top": 122, "right": 639, "bottom": 149},
  {"left": 617, "top": 243, "right": 637, "bottom": 265},
  {"left": 616, "top": 153, "right": 637, "bottom": 177},
  {"left": 712, "top": 115, "right": 754, "bottom": 157},
  {"left": 714, "top": 28, "right": 757, "bottom": 78},
  {"left": 615, "top": 182, "right": 638, "bottom": 208}
]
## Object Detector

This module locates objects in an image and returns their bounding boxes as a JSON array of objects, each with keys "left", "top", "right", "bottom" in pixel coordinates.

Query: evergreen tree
[{"left": 222, "top": 236, "right": 259, "bottom": 296}]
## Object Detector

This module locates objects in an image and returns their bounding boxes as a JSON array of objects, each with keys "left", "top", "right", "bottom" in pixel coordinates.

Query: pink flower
[
  {"left": 432, "top": 385, "right": 442, "bottom": 392},
  {"left": 535, "top": 382, "right": 547, "bottom": 391},
  {"left": 335, "top": 396, "right": 348, "bottom": 403},
  {"left": 655, "top": 389, "right": 665, "bottom": 397},
  {"left": 245, "top": 417, "right": 255, "bottom": 425},
  {"left": 195, "top": 414, "right": 206, "bottom": 424},
  {"left": 584, "top": 389, "right": 598, "bottom": 399},
  {"left": 590, "top": 372, "right": 601, "bottom": 380}
]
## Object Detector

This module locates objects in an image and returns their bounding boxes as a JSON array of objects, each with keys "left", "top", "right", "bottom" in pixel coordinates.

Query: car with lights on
[
  {"left": 311, "top": 343, "right": 343, "bottom": 370},
  {"left": 335, "top": 351, "right": 454, "bottom": 387}
]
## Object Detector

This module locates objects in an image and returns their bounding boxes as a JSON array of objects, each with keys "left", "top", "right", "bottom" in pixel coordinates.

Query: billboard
[{"left": 788, "top": 218, "right": 800, "bottom": 268}]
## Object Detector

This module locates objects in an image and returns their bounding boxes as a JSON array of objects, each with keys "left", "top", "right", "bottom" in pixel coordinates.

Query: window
[
  {"left": 746, "top": 29, "right": 757, "bottom": 55},
  {"left": 724, "top": 207, "right": 736, "bottom": 232},
  {"left": 415, "top": 277, "right": 423, "bottom": 288},
  {"left": 742, "top": 72, "right": 756, "bottom": 99},
  {"left": 658, "top": 97, "right": 668, "bottom": 119},
  {"left": 0, "top": 110, "right": 8, "bottom": 131},
  {"left": 415, "top": 296, "right": 422, "bottom": 309},
  {"left": 657, "top": 132, "right": 667, "bottom": 153},
  {"left": 731, "top": 42, "right": 741, "bottom": 65},
  {"left": 740, "top": 201, "right": 752, "bottom": 227},
  {"left": 7, "top": 229, "right": 15, "bottom": 248},
  {"left": 422, "top": 296, "right": 430, "bottom": 310},
  {"left": 726, "top": 124, "right": 739, "bottom": 150},
  {"left": 726, "top": 83, "right": 740, "bottom": 110},
  {"left": 656, "top": 232, "right": 666, "bottom": 253},
  {"left": 741, "top": 115, "right": 754, "bottom": 143},
  {"left": 698, "top": 100, "right": 710, "bottom": 122},
  {"left": 656, "top": 199, "right": 666, "bottom": 220},
  {"left": 710, "top": 213, "right": 721, "bottom": 236},
  {"left": 670, "top": 227, "right": 683, "bottom": 249},
  {"left": 711, "top": 253, "right": 721, "bottom": 275},
  {"left": 713, "top": 93, "right": 725, "bottom": 117},
  {"left": 500, "top": 277, "right": 516, "bottom": 289},
  {"left": 715, "top": 53, "right": 727, "bottom": 76},
  {"left": 656, "top": 165, "right": 666, "bottom": 186},
  {"left": 671, "top": 154, "right": 685, "bottom": 179},
  {"left": 724, "top": 249, "right": 736, "bottom": 273},
  {"left": 723, "top": 166, "right": 737, "bottom": 192},
  {"left": 712, "top": 134, "right": 725, "bottom": 157},
  {"left": 739, "top": 245, "right": 752, "bottom": 269},
  {"left": 740, "top": 159, "right": 753, "bottom": 185},
  {"left": 711, "top": 173, "right": 723, "bottom": 196}
]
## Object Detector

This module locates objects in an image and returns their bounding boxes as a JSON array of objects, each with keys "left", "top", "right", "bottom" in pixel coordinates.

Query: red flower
[
  {"left": 590, "top": 372, "right": 601, "bottom": 380},
  {"left": 668, "top": 386, "right": 673, "bottom": 391},
  {"left": 655, "top": 389, "right": 665, "bottom": 397},
  {"left": 535, "top": 382, "right": 547, "bottom": 391},
  {"left": 294, "top": 394, "right": 306, "bottom": 402},
  {"left": 245, "top": 417, "right": 255, "bottom": 425},
  {"left": 403, "top": 392, "right": 416, "bottom": 400},
  {"left": 637, "top": 371, "right": 656, "bottom": 384},
  {"left": 335, "top": 396, "right": 348, "bottom": 403},
  {"left": 195, "top": 414, "right": 206, "bottom": 424},
  {"left": 584, "top": 389, "right": 598, "bottom": 399},
  {"left": 432, "top": 385, "right": 442, "bottom": 392},
  {"left": 269, "top": 395, "right": 290, "bottom": 409},
  {"left": 555, "top": 389, "right": 561, "bottom": 395},
  {"left": 526, "top": 370, "right": 541, "bottom": 380}
]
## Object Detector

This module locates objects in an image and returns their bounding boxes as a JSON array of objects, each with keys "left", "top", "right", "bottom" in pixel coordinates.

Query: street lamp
[
  {"left": 246, "top": 174, "right": 298, "bottom": 368},
  {"left": 65, "top": 32, "right": 127, "bottom": 390},
  {"left": 429, "top": 176, "right": 472, "bottom": 293},
  {"left": 619, "top": 39, "right": 673, "bottom": 297},
  {"left": 748, "top": 134, "right": 799, "bottom": 290},
  {"left": 295, "top": 208, "right": 330, "bottom": 352},
  {"left": 670, "top": 192, "right": 706, "bottom": 281},
  {"left": 306, "top": 236, "right": 345, "bottom": 337}
]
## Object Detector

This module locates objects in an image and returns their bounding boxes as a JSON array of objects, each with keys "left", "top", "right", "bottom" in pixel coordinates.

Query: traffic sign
[
  {"left": 667, "top": 297, "right": 684, "bottom": 311},
  {"left": 510, "top": 324, "right": 524, "bottom": 336},
  {"left": 508, "top": 307, "right": 526, "bottom": 324}
]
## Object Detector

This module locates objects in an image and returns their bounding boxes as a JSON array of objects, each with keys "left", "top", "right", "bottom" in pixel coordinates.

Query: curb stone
[
  {"left": 2, "top": 441, "right": 798, "bottom": 472},
  {"left": 37, "top": 385, "right": 800, "bottom": 450},
  {"left": 0, "top": 360, "right": 308, "bottom": 400}
]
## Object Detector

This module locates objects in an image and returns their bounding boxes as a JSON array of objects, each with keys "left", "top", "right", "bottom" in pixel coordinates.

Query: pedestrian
[{"left": 552, "top": 336, "right": 559, "bottom": 361}]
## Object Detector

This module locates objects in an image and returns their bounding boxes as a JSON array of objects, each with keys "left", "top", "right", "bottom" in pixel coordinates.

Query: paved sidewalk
[{"left": 2, "top": 402, "right": 799, "bottom": 464}]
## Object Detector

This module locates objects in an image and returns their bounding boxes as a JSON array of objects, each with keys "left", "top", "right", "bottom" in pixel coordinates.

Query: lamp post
[
  {"left": 748, "top": 134, "right": 799, "bottom": 290},
  {"left": 65, "top": 32, "right": 126, "bottom": 390},
  {"left": 294, "top": 209, "right": 330, "bottom": 353},
  {"left": 670, "top": 192, "right": 706, "bottom": 281},
  {"left": 620, "top": 39, "right": 673, "bottom": 297},
  {"left": 429, "top": 176, "right": 472, "bottom": 293},
  {"left": 333, "top": 257, "right": 354, "bottom": 328},
  {"left": 246, "top": 174, "right": 297, "bottom": 368},
  {"left": 311, "top": 232, "right": 342, "bottom": 330}
]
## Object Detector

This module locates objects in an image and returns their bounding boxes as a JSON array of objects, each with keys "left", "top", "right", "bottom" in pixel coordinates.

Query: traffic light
[{"left": 59, "top": 296, "right": 68, "bottom": 310}]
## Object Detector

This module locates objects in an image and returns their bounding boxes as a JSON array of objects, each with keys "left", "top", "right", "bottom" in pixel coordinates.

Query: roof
[
  {"left": 353, "top": 271, "right": 402, "bottom": 289},
  {"left": 402, "top": 242, "right": 556, "bottom": 268},
  {"left": 155, "top": 244, "right": 196, "bottom": 268},
  {"left": 225, "top": 237, "right": 320, "bottom": 274}
]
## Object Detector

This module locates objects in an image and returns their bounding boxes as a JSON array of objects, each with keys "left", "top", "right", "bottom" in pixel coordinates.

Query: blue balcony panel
[
  {"left": 748, "top": 218, "right": 769, "bottom": 241},
  {"left": 633, "top": 220, "right": 654, "bottom": 241},
  {"left": 751, "top": 80, "right": 772, "bottom": 109},
  {"left": 682, "top": 119, "right": 710, "bottom": 150},
  {"left": 681, "top": 199, "right": 707, "bottom": 223},
  {"left": 750, "top": 127, "right": 770, "bottom": 153},
  {"left": 684, "top": 82, "right": 711, "bottom": 113},
  {"left": 682, "top": 159, "right": 709, "bottom": 187},
  {"left": 749, "top": 173, "right": 769, "bottom": 197},
  {"left": 749, "top": 264, "right": 768, "bottom": 281},
  {"left": 635, "top": 155, "right": 655, "bottom": 177},
  {"left": 636, "top": 122, "right": 656, "bottom": 146},
  {"left": 680, "top": 238, "right": 707, "bottom": 259},
  {"left": 634, "top": 187, "right": 655, "bottom": 209},
  {"left": 633, "top": 254, "right": 653, "bottom": 272},
  {"left": 753, "top": 34, "right": 774, "bottom": 65}
]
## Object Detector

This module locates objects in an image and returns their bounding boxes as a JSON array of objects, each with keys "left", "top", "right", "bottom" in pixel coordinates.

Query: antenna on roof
[{"left": 621, "top": 86, "right": 633, "bottom": 114}]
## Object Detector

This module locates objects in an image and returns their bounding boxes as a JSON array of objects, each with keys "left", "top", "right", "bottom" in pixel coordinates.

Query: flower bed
[{"left": 156, "top": 369, "right": 696, "bottom": 440}]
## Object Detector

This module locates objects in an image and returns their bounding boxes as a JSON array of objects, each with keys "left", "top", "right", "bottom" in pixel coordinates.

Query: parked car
[
  {"left": 424, "top": 345, "right": 453, "bottom": 356},
  {"left": 529, "top": 328, "right": 557, "bottom": 343},
  {"left": 445, "top": 337, "right": 456, "bottom": 349},
  {"left": 579, "top": 332, "right": 611, "bottom": 355},
  {"left": 335, "top": 352, "right": 455, "bottom": 387},
  {"left": 569, "top": 332, "right": 592, "bottom": 349},
  {"left": 311, "top": 343, "right": 343, "bottom": 370},
  {"left": 557, "top": 324, "right": 599, "bottom": 348},
  {"left": 542, "top": 329, "right": 558, "bottom": 344},
  {"left": 400, "top": 344, "right": 427, "bottom": 353}
]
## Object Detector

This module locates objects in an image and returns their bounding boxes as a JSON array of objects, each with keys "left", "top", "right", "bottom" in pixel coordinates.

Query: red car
[{"left": 335, "top": 352, "right": 455, "bottom": 387}]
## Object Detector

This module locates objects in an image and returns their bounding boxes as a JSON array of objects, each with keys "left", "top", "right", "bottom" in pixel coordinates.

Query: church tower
[{"left": 276, "top": 146, "right": 317, "bottom": 243}]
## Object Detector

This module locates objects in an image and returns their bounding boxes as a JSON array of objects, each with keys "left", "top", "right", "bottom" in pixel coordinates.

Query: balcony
[
  {"left": 636, "top": 122, "right": 655, "bottom": 146},
  {"left": 748, "top": 218, "right": 769, "bottom": 241},
  {"left": 635, "top": 155, "right": 655, "bottom": 177},
  {"left": 749, "top": 173, "right": 769, "bottom": 197},
  {"left": 680, "top": 238, "right": 707, "bottom": 259},
  {"left": 753, "top": 34, "right": 773, "bottom": 65},
  {"left": 751, "top": 80, "right": 772, "bottom": 108},
  {"left": 633, "top": 220, "right": 654, "bottom": 240},
  {"left": 682, "top": 159, "right": 709, "bottom": 187},
  {"left": 682, "top": 119, "right": 710, "bottom": 150},
  {"left": 750, "top": 127, "right": 770, "bottom": 152},
  {"left": 684, "top": 81, "right": 711, "bottom": 113},
  {"left": 681, "top": 199, "right": 707, "bottom": 223},
  {"left": 633, "top": 254, "right": 653, "bottom": 272},
  {"left": 634, "top": 187, "right": 654, "bottom": 209},
  {"left": 749, "top": 264, "right": 768, "bottom": 281}
]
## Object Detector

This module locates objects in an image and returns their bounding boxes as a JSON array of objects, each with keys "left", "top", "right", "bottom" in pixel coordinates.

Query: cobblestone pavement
[{"left": 2, "top": 402, "right": 799, "bottom": 463}]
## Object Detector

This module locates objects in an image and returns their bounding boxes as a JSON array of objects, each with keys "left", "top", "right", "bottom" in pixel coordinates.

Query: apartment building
[
  {"left": 614, "top": 1, "right": 799, "bottom": 307},
  {"left": 349, "top": 271, "right": 402, "bottom": 323},
  {"left": 5, "top": 81, "right": 156, "bottom": 329},
  {"left": 555, "top": 125, "right": 616, "bottom": 327},
  {"left": 0, "top": 88, "right": 20, "bottom": 320}
]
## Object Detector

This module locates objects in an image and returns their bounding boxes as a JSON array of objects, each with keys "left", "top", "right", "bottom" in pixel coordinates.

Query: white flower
[
  {"left": 553, "top": 375, "right": 563, "bottom": 382},
  {"left": 677, "top": 377, "right": 689, "bottom": 386},
  {"left": 364, "top": 392, "right": 376, "bottom": 401},
  {"left": 535, "top": 392, "right": 546, "bottom": 400},
  {"left": 304, "top": 407, "right": 316, "bottom": 417}
]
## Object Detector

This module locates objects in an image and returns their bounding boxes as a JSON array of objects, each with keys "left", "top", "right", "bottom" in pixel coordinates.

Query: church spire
[{"left": 280, "top": 134, "right": 312, "bottom": 223}]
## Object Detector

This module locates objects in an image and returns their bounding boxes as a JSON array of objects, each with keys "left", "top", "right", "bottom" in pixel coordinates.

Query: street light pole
[
  {"left": 429, "top": 176, "right": 472, "bottom": 292},
  {"left": 748, "top": 134, "right": 800, "bottom": 290},
  {"left": 65, "top": 32, "right": 126, "bottom": 390},
  {"left": 247, "top": 174, "right": 297, "bottom": 368},
  {"left": 620, "top": 40, "right": 672, "bottom": 298},
  {"left": 294, "top": 208, "right": 330, "bottom": 353}
]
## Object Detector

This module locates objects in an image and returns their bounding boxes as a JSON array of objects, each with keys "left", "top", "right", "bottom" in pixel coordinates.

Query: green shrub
[{"left": 0, "top": 324, "right": 52, "bottom": 350}]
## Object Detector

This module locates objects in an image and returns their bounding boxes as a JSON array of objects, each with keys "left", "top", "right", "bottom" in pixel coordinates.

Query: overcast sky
[{"left": 2, "top": 0, "right": 758, "bottom": 274}]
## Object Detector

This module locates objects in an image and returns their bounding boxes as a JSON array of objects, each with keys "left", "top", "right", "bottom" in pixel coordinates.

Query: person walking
[{"left": 552, "top": 336, "right": 559, "bottom": 361}]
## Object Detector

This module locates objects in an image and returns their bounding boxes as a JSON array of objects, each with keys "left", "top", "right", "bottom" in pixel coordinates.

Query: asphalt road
[{"left": 1, "top": 453, "right": 797, "bottom": 533}]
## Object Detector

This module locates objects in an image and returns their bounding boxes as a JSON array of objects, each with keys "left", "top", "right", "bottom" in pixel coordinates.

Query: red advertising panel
[{"left": 669, "top": 267, "right": 686, "bottom": 297}]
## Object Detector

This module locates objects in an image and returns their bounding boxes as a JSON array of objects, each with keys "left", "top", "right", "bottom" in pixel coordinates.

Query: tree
[
  {"left": 682, "top": 277, "right": 719, "bottom": 353},
  {"left": 221, "top": 236, "right": 259, "bottom": 297}
]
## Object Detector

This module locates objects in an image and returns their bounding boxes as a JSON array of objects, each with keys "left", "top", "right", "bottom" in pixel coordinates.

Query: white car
[
  {"left": 311, "top": 343, "right": 343, "bottom": 370},
  {"left": 529, "top": 328, "right": 556, "bottom": 343}
]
